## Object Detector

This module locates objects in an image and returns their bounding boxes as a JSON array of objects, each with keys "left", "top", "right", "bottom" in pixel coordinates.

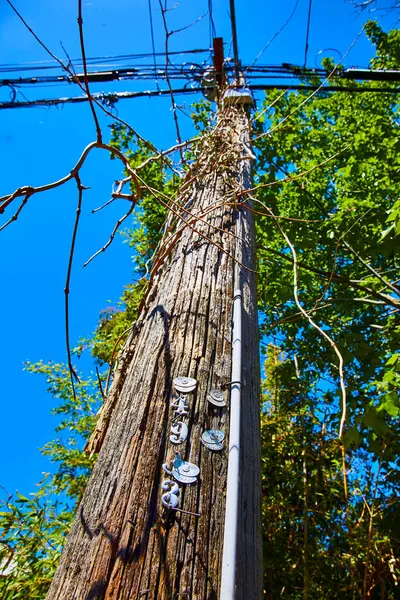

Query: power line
[
  {"left": 2, "top": 33, "right": 400, "bottom": 110},
  {"left": 0, "top": 65, "right": 210, "bottom": 87},
  {"left": 1, "top": 82, "right": 399, "bottom": 110},
  {"left": 2, "top": 65, "right": 400, "bottom": 89},
  {"left": 0, "top": 48, "right": 211, "bottom": 74},
  {"left": 0, "top": 87, "right": 201, "bottom": 109},
  {"left": 248, "top": 0, "right": 300, "bottom": 70},
  {"left": 208, "top": 0, "right": 217, "bottom": 44},
  {"left": 229, "top": 0, "right": 240, "bottom": 81},
  {"left": 250, "top": 83, "right": 400, "bottom": 92},
  {"left": 147, "top": 0, "right": 159, "bottom": 89},
  {"left": 304, "top": 0, "right": 313, "bottom": 66}
]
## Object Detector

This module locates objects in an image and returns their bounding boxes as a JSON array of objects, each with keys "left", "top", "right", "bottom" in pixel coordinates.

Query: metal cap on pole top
[{"left": 202, "top": 36, "right": 253, "bottom": 107}]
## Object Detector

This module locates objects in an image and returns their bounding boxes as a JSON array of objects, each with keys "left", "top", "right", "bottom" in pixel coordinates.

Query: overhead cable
[
  {"left": 2, "top": 65, "right": 400, "bottom": 89},
  {"left": 0, "top": 48, "right": 211, "bottom": 74},
  {"left": 247, "top": 0, "right": 300, "bottom": 70},
  {"left": 3, "top": 82, "right": 398, "bottom": 110},
  {"left": 303, "top": 0, "right": 313, "bottom": 66},
  {"left": 229, "top": 0, "right": 240, "bottom": 81},
  {"left": 208, "top": 0, "right": 217, "bottom": 45},
  {"left": 147, "top": 0, "right": 159, "bottom": 89}
]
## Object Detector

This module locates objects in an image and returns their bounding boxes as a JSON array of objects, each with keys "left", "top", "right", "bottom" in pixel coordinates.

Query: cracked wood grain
[{"left": 46, "top": 105, "right": 262, "bottom": 600}]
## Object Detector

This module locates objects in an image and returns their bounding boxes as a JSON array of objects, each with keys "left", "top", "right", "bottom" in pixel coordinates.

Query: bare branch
[
  {"left": 253, "top": 89, "right": 288, "bottom": 124},
  {"left": 0, "top": 141, "right": 142, "bottom": 225},
  {"left": 158, "top": 0, "right": 185, "bottom": 161},
  {"left": 171, "top": 11, "right": 207, "bottom": 35},
  {"left": 246, "top": 147, "right": 348, "bottom": 196},
  {"left": 260, "top": 200, "right": 348, "bottom": 438},
  {"left": 0, "top": 141, "right": 98, "bottom": 216},
  {"left": 65, "top": 175, "right": 84, "bottom": 400},
  {"left": 104, "top": 325, "right": 134, "bottom": 396},
  {"left": 0, "top": 192, "right": 31, "bottom": 232},
  {"left": 140, "top": 179, "right": 243, "bottom": 244},
  {"left": 96, "top": 366, "right": 106, "bottom": 401},
  {"left": 257, "top": 230, "right": 400, "bottom": 309},
  {"left": 77, "top": 0, "right": 102, "bottom": 142},
  {"left": 5, "top": 0, "right": 160, "bottom": 158},
  {"left": 342, "top": 240, "right": 400, "bottom": 296},
  {"left": 239, "top": 202, "right": 321, "bottom": 223},
  {"left": 92, "top": 197, "right": 117, "bottom": 214},
  {"left": 136, "top": 175, "right": 254, "bottom": 275},
  {"left": 135, "top": 137, "right": 200, "bottom": 174},
  {"left": 83, "top": 199, "right": 136, "bottom": 267}
]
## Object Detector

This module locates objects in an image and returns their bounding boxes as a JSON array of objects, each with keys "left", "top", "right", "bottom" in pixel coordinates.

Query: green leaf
[
  {"left": 343, "top": 426, "right": 360, "bottom": 448},
  {"left": 363, "top": 408, "right": 390, "bottom": 436},
  {"left": 386, "top": 353, "right": 399, "bottom": 366},
  {"left": 15, "top": 493, "right": 30, "bottom": 504},
  {"left": 381, "top": 223, "right": 395, "bottom": 240}
]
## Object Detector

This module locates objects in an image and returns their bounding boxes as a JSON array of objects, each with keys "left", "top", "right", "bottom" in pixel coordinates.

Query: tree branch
[
  {"left": 65, "top": 174, "right": 84, "bottom": 400},
  {"left": 260, "top": 201, "right": 347, "bottom": 438},
  {"left": 158, "top": 0, "right": 185, "bottom": 162},
  {"left": 77, "top": 0, "right": 102, "bottom": 142},
  {"left": 5, "top": 0, "right": 161, "bottom": 158},
  {"left": 83, "top": 199, "right": 136, "bottom": 267},
  {"left": 261, "top": 245, "right": 400, "bottom": 308},
  {"left": 342, "top": 239, "right": 400, "bottom": 295}
]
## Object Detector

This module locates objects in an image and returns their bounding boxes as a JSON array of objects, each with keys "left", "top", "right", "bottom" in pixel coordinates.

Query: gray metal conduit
[{"left": 220, "top": 285, "right": 242, "bottom": 600}]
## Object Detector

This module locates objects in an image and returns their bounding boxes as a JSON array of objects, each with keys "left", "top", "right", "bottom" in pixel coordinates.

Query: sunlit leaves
[
  {"left": 256, "top": 21, "right": 400, "bottom": 598},
  {"left": 0, "top": 365, "right": 100, "bottom": 598}
]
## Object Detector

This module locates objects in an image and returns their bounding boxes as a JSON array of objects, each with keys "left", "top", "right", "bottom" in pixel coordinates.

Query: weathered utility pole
[{"left": 46, "top": 93, "right": 262, "bottom": 600}]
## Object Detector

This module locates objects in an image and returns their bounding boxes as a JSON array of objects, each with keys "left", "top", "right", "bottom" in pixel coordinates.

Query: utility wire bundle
[{"left": 1, "top": 48, "right": 400, "bottom": 110}]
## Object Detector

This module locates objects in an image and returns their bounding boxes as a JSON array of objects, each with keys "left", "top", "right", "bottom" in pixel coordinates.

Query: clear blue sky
[{"left": 0, "top": 0, "right": 397, "bottom": 496}]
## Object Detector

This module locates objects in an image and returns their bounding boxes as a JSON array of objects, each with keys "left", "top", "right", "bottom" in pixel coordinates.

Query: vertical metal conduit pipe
[{"left": 220, "top": 284, "right": 242, "bottom": 599}]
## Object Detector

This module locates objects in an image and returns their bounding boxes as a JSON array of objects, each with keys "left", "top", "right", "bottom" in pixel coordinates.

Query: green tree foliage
[
  {"left": 256, "top": 21, "right": 400, "bottom": 599},
  {"left": 261, "top": 346, "right": 399, "bottom": 598},
  {"left": 0, "top": 363, "right": 100, "bottom": 598},
  {"left": 1, "top": 22, "right": 400, "bottom": 600}
]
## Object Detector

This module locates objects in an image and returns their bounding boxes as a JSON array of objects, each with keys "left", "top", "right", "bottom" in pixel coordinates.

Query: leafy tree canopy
[{"left": 255, "top": 20, "right": 400, "bottom": 598}]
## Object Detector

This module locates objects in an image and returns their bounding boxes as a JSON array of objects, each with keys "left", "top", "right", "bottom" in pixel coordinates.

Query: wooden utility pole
[{"left": 46, "top": 100, "right": 262, "bottom": 600}]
